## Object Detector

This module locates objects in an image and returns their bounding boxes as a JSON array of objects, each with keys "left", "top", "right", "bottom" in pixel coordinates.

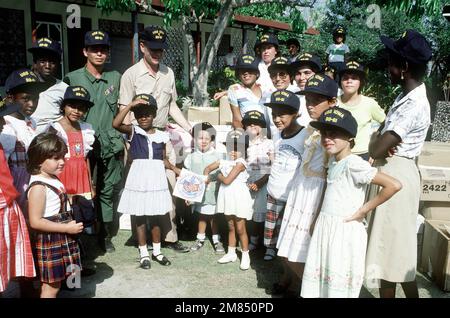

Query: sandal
[
  {"left": 152, "top": 254, "right": 171, "bottom": 266},
  {"left": 263, "top": 248, "right": 276, "bottom": 261}
]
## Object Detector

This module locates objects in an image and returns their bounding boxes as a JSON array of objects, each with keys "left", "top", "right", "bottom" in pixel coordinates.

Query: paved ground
[{"left": 49, "top": 230, "right": 450, "bottom": 298}]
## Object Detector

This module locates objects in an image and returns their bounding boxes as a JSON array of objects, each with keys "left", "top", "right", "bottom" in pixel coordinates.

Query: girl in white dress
[
  {"left": 301, "top": 108, "right": 401, "bottom": 298},
  {"left": 204, "top": 129, "right": 253, "bottom": 270},
  {"left": 113, "top": 94, "right": 180, "bottom": 270}
]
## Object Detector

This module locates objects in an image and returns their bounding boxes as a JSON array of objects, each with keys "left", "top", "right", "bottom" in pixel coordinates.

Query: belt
[{"left": 45, "top": 211, "right": 73, "bottom": 224}]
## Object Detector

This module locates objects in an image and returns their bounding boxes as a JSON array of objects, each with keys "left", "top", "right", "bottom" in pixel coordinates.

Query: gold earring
[{"left": 401, "top": 71, "right": 404, "bottom": 80}]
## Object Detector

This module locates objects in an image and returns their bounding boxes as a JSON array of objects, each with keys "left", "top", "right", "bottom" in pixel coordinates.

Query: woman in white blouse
[{"left": 365, "top": 30, "right": 432, "bottom": 298}]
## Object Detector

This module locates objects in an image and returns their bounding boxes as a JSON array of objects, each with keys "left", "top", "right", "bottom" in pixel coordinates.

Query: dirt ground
[{"left": 47, "top": 229, "right": 449, "bottom": 298}]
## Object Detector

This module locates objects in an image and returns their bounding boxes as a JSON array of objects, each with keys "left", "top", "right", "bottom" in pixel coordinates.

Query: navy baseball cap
[
  {"left": 62, "top": 86, "right": 94, "bottom": 108},
  {"left": 132, "top": 93, "right": 157, "bottom": 114},
  {"left": 333, "top": 26, "right": 346, "bottom": 35},
  {"left": 264, "top": 89, "right": 300, "bottom": 111},
  {"left": 339, "top": 60, "right": 366, "bottom": 80},
  {"left": 310, "top": 107, "right": 358, "bottom": 138},
  {"left": 268, "top": 56, "right": 290, "bottom": 75},
  {"left": 139, "top": 25, "right": 168, "bottom": 50},
  {"left": 291, "top": 53, "right": 322, "bottom": 73},
  {"left": 380, "top": 29, "right": 432, "bottom": 65},
  {"left": 242, "top": 110, "right": 267, "bottom": 128},
  {"left": 28, "top": 37, "right": 62, "bottom": 59},
  {"left": 4, "top": 69, "right": 47, "bottom": 94},
  {"left": 259, "top": 33, "right": 279, "bottom": 48},
  {"left": 0, "top": 97, "right": 20, "bottom": 117},
  {"left": 235, "top": 55, "right": 259, "bottom": 73},
  {"left": 298, "top": 74, "right": 338, "bottom": 98},
  {"left": 84, "top": 30, "right": 110, "bottom": 47}
]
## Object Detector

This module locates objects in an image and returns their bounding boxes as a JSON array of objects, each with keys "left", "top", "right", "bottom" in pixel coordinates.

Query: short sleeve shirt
[
  {"left": 326, "top": 43, "right": 350, "bottom": 63},
  {"left": 338, "top": 95, "right": 386, "bottom": 154},
  {"left": 381, "top": 83, "right": 430, "bottom": 158},
  {"left": 256, "top": 60, "right": 275, "bottom": 93},
  {"left": 227, "top": 83, "right": 265, "bottom": 117},
  {"left": 119, "top": 59, "right": 177, "bottom": 129}
]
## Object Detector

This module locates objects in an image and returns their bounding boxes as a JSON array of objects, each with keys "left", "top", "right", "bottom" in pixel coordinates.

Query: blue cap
[
  {"left": 62, "top": 86, "right": 94, "bottom": 108},
  {"left": 132, "top": 93, "right": 157, "bottom": 113},
  {"left": 333, "top": 26, "right": 346, "bottom": 35},
  {"left": 310, "top": 107, "right": 358, "bottom": 138},
  {"left": 4, "top": 68, "right": 47, "bottom": 94},
  {"left": 242, "top": 110, "right": 267, "bottom": 128},
  {"left": 298, "top": 74, "right": 338, "bottom": 98},
  {"left": 338, "top": 60, "right": 366, "bottom": 79},
  {"left": 264, "top": 89, "right": 300, "bottom": 111},
  {"left": 0, "top": 97, "right": 20, "bottom": 117},
  {"left": 381, "top": 29, "right": 432, "bottom": 65},
  {"left": 268, "top": 56, "right": 290, "bottom": 74},
  {"left": 28, "top": 37, "right": 62, "bottom": 59},
  {"left": 84, "top": 30, "right": 110, "bottom": 47},
  {"left": 258, "top": 33, "right": 279, "bottom": 48},
  {"left": 235, "top": 55, "right": 259, "bottom": 72},
  {"left": 291, "top": 52, "right": 322, "bottom": 73},
  {"left": 139, "top": 25, "right": 168, "bottom": 50}
]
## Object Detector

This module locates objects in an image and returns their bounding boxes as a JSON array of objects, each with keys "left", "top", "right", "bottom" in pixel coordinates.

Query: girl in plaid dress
[{"left": 27, "top": 133, "right": 83, "bottom": 298}]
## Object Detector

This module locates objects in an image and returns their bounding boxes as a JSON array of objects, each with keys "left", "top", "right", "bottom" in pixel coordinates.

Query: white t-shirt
[
  {"left": 267, "top": 129, "right": 306, "bottom": 201},
  {"left": 297, "top": 95, "right": 312, "bottom": 128},
  {"left": 256, "top": 61, "right": 275, "bottom": 93},
  {"left": 31, "top": 81, "right": 68, "bottom": 133},
  {"left": 247, "top": 136, "right": 274, "bottom": 182},
  {"left": 28, "top": 175, "right": 66, "bottom": 218},
  {"left": 224, "top": 53, "right": 236, "bottom": 66},
  {"left": 326, "top": 43, "right": 350, "bottom": 63},
  {"left": 227, "top": 83, "right": 266, "bottom": 117}
]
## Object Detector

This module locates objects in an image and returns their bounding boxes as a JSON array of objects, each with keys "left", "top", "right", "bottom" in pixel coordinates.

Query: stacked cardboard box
[{"left": 418, "top": 141, "right": 450, "bottom": 291}]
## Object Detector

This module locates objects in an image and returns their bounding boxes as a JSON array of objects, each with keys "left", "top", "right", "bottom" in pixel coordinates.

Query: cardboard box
[
  {"left": 420, "top": 201, "right": 450, "bottom": 221},
  {"left": 418, "top": 142, "right": 450, "bottom": 202},
  {"left": 420, "top": 219, "right": 450, "bottom": 291},
  {"left": 187, "top": 106, "right": 220, "bottom": 125}
]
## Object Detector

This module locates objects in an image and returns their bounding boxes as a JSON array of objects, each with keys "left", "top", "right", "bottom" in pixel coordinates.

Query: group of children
[{"left": 0, "top": 26, "right": 432, "bottom": 299}]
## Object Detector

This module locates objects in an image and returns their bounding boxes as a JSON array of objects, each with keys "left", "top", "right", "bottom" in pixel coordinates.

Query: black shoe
[
  {"left": 140, "top": 257, "right": 151, "bottom": 269},
  {"left": 165, "top": 241, "right": 189, "bottom": 253},
  {"left": 104, "top": 238, "right": 116, "bottom": 253},
  {"left": 152, "top": 254, "right": 171, "bottom": 266},
  {"left": 81, "top": 267, "right": 96, "bottom": 277}
]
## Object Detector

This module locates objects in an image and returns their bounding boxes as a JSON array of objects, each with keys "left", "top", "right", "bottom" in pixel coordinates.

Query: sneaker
[
  {"left": 217, "top": 253, "right": 237, "bottom": 264},
  {"left": 213, "top": 242, "right": 225, "bottom": 254},
  {"left": 165, "top": 241, "right": 190, "bottom": 253},
  {"left": 240, "top": 252, "right": 250, "bottom": 270},
  {"left": 190, "top": 240, "right": 205, "bottom": 251}
]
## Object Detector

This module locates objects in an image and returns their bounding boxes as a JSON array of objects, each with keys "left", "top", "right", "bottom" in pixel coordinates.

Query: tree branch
[{"left": 135, "top": 0, "right": 165, "bottom": 17}]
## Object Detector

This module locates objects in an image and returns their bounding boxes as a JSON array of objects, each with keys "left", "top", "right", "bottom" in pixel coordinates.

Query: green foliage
[
  {"left": 361, "top": 0, "right": 443, "bottom": 17},
  {"left": 96, "top": 0, "right": 136, "bottom": 14},
  {"left": 162, "top": 0, "right": 221, "bottom": 26}
]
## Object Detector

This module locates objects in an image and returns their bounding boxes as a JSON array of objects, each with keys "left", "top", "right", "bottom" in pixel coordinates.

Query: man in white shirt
[{"left": 224, "top": 47, "right": 236, "bottom": 67}]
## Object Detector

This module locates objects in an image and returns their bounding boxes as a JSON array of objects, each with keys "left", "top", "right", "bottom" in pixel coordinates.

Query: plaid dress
[
  {"left": 0, "top": 145, "right": 35, "bottom": 292},
  {"left": 29, "top": 179, "right": 82, "bottom": 284}
]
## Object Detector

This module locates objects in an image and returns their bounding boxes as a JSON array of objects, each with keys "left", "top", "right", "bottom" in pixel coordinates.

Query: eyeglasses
[{"left": 270, "top": 71, "right": 289, "bottom": 80}]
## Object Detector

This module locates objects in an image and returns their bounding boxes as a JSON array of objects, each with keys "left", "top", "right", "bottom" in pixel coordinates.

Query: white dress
[
  {"left": 118, "top": 127, "right": 172, "bottom": 216},
  {"left": 246, "top": 137, "right": 273, "bottom": 222},
  {"left": 216, "top": 158, "right": 253, "bottom": 220},
  {"left": 276, "top": 127, "right": 327, "bottom": 263},
  {"left": 301, "top": 154, "right": 377, "bottom": 298}
]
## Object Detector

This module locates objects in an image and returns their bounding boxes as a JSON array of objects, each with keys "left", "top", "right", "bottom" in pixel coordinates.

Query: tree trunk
[{"left": 191, "top": 0, "right": 234, "bottom": 107}]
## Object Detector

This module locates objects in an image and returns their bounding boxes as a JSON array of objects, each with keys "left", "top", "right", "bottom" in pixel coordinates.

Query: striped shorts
[{"left": 263, "top": 194, "right": 286, "bottom": 249}]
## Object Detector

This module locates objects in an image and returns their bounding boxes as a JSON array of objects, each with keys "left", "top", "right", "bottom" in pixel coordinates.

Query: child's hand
[
  {"left": 185, "top": 200, "right": 192, "bottom": 206},
  {"left": 248, "top": 183, "right": 258, "bottom": 191},
  {"left": 66, "top": 220, "right": 84, "bottom": 234},
  {"left": 387, "top": 146, "right": 398, "bottom": 157},
  {"left": 129, "top": 99, "right": 148, "bottom": 109},
  {"left": 344, "top": 208, "right": 367, "bottom": 223}
]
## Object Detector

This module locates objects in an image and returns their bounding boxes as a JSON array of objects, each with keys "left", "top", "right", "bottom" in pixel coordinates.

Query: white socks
[
  {"left": 240, "top": 250, "right": 250, "bottom": 270},
  {"left": 212, "top": 234, "right": 220, "bottom": 244},
  {"left": 227, "top": 246, "right": 236, "bottom": 255},
  {"left": 197, "top": 233, "right": 206, "bottom": 241},
  {"left": 139, "top": 245, "right": 150, "bottom": 262}
]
